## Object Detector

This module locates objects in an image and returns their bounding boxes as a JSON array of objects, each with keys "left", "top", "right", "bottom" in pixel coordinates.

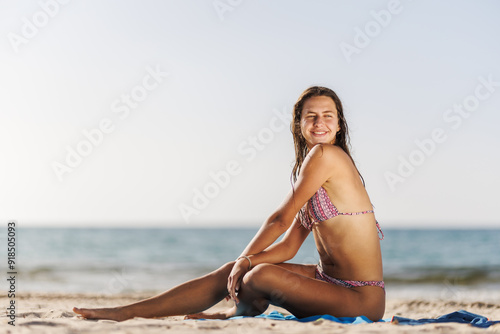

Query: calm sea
[{"left": 3, "top": 227, "right": 500, "bottom": 302}]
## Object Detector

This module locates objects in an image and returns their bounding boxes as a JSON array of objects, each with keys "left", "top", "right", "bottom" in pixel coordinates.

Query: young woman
[{"left": 73, "top": 86, "right": 385, "bottom": 322}]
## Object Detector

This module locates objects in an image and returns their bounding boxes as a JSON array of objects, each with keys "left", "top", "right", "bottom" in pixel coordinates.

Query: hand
[{"left": 227, "top": 258, "right": 250, "bottom": 304}]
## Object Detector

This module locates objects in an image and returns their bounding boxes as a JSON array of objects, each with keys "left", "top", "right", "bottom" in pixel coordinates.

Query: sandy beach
[{"left": 2, "top": 292, "right": 499, "bottom": 333}]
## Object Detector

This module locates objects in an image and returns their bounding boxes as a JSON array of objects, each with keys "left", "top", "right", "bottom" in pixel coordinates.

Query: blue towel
[
  {"left": 193, "top": 310, "right": 500, "bottom": 328},
  {"left": 392, "top": 310, "right": 500, "bottom": 328},
  {"left": 230, "top": 310, "right": 390, "bottom": 324},
  {"left": 229, "top": 310, "right": 499, "bottom": 328}
]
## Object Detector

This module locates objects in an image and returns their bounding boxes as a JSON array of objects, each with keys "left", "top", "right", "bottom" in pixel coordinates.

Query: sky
[{"left": 1, "top": 0, "right": 499, "bottom": 228}]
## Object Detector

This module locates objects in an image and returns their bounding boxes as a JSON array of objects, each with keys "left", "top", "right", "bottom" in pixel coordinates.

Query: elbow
[
  {"left": 281, "top": 240, "right": 299, "bottom": 262},
  {"left": 266, "top": 213, "right": 290, "bottom": 231},
  {"left": 286, "top": 247, "right": 299, "bottom": 262}
]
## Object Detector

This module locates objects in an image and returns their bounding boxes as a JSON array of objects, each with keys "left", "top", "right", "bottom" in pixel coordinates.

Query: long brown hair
[{"left": 290, "top": 86, "right": 363, "bottom": 184}]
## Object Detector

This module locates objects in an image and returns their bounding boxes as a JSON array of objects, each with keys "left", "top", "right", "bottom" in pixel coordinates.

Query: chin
[{"left": 315, "top": 140, "right": 333, "bottom": 146}]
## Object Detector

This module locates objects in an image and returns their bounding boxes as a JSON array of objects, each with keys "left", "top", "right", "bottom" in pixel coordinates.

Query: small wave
[{"left": 383, "top": 265, "right": 500, "bottom": 285}]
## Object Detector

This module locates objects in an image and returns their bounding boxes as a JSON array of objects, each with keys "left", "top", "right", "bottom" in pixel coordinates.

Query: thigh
[
  {"left": 275, "top": 262, "right": 317, "bottom": 279},
  {"left": 243, "top": 263, "right": 385, "bottom": 321}
]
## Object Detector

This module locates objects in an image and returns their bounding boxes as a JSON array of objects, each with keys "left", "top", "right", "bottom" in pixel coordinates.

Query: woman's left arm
[{"left": 239, "top": 144, "right": 342, "bottom": 257}]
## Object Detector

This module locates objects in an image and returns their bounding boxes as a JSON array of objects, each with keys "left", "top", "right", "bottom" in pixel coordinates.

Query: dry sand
[{"left": 2, "top": 292, "right": 500, "bottom": 333}]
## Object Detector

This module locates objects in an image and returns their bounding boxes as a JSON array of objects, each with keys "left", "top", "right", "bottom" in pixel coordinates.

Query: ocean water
[{"left": 3, "top": 227, "right": 500, "bottom": 302}]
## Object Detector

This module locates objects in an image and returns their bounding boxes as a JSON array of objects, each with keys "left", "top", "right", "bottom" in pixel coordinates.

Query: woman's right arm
[
  {"left": 228, "top": 218, "right": 310, "bottom": 303},
  {"left": 238, "top": 209, "right": 296, "bottom": 258},
  {"left": 244, "top": 218, "right": 310, "bottom": 267}
]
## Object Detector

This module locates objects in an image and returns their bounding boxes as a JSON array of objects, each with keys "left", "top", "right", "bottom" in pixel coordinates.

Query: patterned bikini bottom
[{"left": 315, "top": 265, "right": 385, "bottom": 289}]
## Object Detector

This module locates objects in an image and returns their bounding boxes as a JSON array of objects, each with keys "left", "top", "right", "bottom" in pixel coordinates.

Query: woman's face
[{"left": 300, "top": 96, "right": 340, "bottom": 150}]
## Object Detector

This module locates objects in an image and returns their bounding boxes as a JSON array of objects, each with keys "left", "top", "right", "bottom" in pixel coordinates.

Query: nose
[{"left": 314, "top": 116, "right": 324, "bottom": 126}]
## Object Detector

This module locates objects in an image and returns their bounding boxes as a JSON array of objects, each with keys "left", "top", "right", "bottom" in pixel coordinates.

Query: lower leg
[
  {"left": 185, "top": 263, "right": 314, "bottom": 319},
  {"left": 74, "top": 262, "right": 234, "bottom": 321},
  {"left": 185, "top": 275, "right": 270, "bottom": 320},
  {"left": 185, "top": 305, "right": 238, "bottom": 320},
  {"left": 234, "top": 284, "right": 270, "bottom": 317},
  {"left": 185, "top": 289, "right": 268, "bottom": 320}
]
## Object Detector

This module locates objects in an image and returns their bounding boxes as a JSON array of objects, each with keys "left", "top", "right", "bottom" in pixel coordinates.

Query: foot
[
  {"left": 73, "top": 307, "right": 130, "bottom": 322},
  {"left": 184, "top": 306, "right": 238, "bottom": 320}
]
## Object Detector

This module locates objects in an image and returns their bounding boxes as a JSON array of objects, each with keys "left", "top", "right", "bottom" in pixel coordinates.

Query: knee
[{"left": 242, "top": 263, "right": 276, "bottom": 289}]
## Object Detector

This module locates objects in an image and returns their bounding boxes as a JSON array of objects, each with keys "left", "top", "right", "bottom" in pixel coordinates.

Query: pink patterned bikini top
[{"left": 298, "top": 186, "right": 384, "bottom": 239}]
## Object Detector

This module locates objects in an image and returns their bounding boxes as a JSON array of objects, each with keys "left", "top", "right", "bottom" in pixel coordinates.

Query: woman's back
[{"left": 298, "top": 144, "right": 383, "bottom": 283}]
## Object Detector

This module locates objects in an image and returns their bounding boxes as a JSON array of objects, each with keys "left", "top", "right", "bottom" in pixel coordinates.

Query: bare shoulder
[
  {"left": 305, "top": 144, "right": 350, "bottom": 167},
  {"left": 297, "top": 144, "right": 350, "bottom": 183},
  {"left": 277, "top": 144, "right": 352, "bottom": 221}
]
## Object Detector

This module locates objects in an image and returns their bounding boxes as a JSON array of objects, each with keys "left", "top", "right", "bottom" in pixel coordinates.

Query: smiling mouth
[{"left": 312, "top": 131, "right": 327, "bottom": 135}]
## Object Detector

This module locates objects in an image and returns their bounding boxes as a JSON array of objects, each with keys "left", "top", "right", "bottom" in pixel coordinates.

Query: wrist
[{"left": 236, "top": 255, "right": 252, "bottom": 270}]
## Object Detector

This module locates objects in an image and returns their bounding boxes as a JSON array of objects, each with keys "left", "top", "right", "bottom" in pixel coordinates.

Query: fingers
[
  {"left": 228, "top": 280, "right": 239, "bottom": 304},
  {"left": 227, "top": 261, "right": 250, "bottom": 304},
  {"left": 233, "top": 280, "right": 241, "bottom": 304},
  {"left": 229, "top": 278, "right": 238, "bottom": 303},
  {"left": 227, "top": 273, "right": 240, "bottom": 303},
  {"left": 226, "top": 276, "right": 233, "bottom": 299}
]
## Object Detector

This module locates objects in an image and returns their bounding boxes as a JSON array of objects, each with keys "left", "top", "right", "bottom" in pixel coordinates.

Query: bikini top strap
[{"left": 376, "top": 221, "right": 384, "bottom": 240}]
